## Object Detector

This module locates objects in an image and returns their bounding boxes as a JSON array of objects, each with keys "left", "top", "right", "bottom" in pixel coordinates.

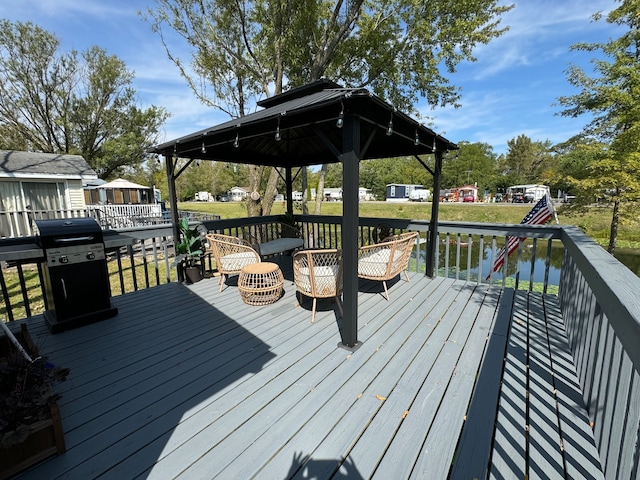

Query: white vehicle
[
  {"left": 507, "top": 184, "right": 549, "bottom": 203},
  {"left": 194, "top": 191, "right": 213, "bottom": 202},
  {"left": 409, "top": 188, "right": 430, "bottom": 202}
]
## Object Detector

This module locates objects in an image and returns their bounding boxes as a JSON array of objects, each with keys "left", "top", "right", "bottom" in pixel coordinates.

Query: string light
[
  {"left": 432, "top": 137, "right": 437, "bottom": 153},
  {"left": 201, "top": 140, "right": 207, "bottom": 154},
  {"left": 233, "top": 132, "right": 239, "bottom": 148},
  {"left": 414, "top": 129, "right": 420, "bottom": 146},
  {"left": 336, "top": 101, "right": 344, "bottom": 128},
  {"left": 275, "top": 117, "right": 281, "bottom": 141},
  {"left": 386, "top": 113, "right": 393, "bottom": 136}
]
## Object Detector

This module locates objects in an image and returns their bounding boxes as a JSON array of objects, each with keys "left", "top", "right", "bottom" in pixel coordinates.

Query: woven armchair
[
  {"left": 207, "top": 233, "right": 261, "bottom": 292},
  {"left": 293, "top": 249, "right": 343, "bottom": 323},
  {"left": 357, "top": 231, "right": 419, "bottom": 300}
]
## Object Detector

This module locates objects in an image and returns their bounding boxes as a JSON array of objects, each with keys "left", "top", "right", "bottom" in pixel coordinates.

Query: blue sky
[{"left": 0, "top": 0, "right": 625, "bottom": 156}]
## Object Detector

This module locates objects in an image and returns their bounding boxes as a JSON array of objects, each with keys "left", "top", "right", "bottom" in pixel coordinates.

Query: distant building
[
  {"left": 229, "top": 186, "right": 250, "bottom": 201},
  {"left": 456, "top": 184, "right": 479, "bottom": 202},
  {"left": 506, "top": 184, "right": 550, "bottom": 203},
  {"left": 359, "top": 187, "right": 374, "bottom": 201},
  {"left": 324, "top": 188, "right": 343, "bottom": 201},
  {"left": 0, "top": 150, "right": 98, "bottom": 237},
  {"left": 386, "top": 184, "right": 423, "bottom": 202}
]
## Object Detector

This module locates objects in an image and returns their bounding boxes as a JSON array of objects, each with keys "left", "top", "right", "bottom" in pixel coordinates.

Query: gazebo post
[
  {"left": 285, "top": 167, "right": 294, "bottom": 217},
  {"left": 426, "top": 150, "right": 443, "bottom": 277},
  {"left": 339, "top": 115, "right": 362, "bottom": 350},
  {"left": 165, "top": 150, "right": 184, "bottom": 282}
]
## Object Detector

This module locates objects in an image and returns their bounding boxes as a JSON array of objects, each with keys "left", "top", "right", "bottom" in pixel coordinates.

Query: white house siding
[{"left": 67, "top": 179, "right": 87, "bottom": 209}]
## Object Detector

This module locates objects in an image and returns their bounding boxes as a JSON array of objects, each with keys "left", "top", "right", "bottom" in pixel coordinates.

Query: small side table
[{"left": 238, "top": 262, "right": 284, "bottom": 306}]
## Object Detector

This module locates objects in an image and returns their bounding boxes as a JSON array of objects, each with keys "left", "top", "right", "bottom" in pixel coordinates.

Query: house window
[
  {"left": 22, "top": 182, "right": 67, "bottom": 211},
  {"left": 390, "top": 185, "right": 396, "bottom": 197}
]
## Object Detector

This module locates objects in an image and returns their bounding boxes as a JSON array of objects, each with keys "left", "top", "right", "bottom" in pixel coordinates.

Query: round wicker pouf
[{"left": 238, "top": 262, "right": 284, "bottom": 306}]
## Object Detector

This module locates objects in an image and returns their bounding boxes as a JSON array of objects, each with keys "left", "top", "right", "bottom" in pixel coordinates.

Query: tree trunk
[
  {"left": 260, "top": 167, "right": 280, "bottom": 216},
  {"left": 608, "top": 198, "right": 619, "bottom": 254},
  {"left": 314, "top": 163, "right": 328, "bottom": 214},
  {"left": 246, "top": 165, "right": 264, "bottom": 217}
]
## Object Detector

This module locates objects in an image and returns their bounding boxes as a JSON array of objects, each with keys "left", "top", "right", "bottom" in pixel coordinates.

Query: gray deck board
[
  {"left": 490, "top": 290, "right": 528, "bottom": 479},
  {"left": 543, "top": 294, "right": 605, "bottom": 480},
  {"left": 14, "top": 260, "right": 602, "bottom": 480}
]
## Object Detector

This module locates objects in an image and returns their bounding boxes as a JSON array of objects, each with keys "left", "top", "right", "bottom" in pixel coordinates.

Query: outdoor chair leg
[
  {"left": 403, "top": 270, "right": 411, "bottom": 282},
  {"left": 311, "top": 298, "right": 317, "bottom": 323},
  {"left": 382, "top": 281, "right": 390, "bottom": 301},
  {"left": 218, "top": 274, "right": 226, "bottom": 292}
]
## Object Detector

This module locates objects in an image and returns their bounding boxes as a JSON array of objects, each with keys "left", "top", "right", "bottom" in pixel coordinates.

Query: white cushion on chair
[
  {"left": 221, "top": 252, "right": 259, "bottom": 271},
  {"left": 358, "top": 249, "right": 391, "bottom": 277},
  {"left": 297, "top": 265, "right": 340, "bottom": 295}
]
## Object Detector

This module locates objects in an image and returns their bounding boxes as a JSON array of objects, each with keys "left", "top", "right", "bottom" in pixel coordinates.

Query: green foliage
[
  {"left": 501, "top": 135, "right": 554, "bottom": 185},
  {"left": 441, "top": 141, "right": 497, "bottom": 191},
  {"left": 0, "top": 20, "right": 168, "bottom": 180},
  {"left": 556, "top": 0, "right": 640, "bottom": 252},
  {"left": 144, "top": 0, "right": 513, "bottom": 116},
  {"left": 173, "top": 218, "right": 204, "bottom": 268}
]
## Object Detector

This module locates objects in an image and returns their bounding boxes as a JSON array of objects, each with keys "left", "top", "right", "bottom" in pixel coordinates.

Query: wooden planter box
[{"left": 0, "top": 325, "right": 66, "bottom": 479}]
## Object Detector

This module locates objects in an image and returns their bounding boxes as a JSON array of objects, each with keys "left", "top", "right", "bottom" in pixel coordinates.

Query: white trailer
[
  {"left": 409, "top": 188, "right": 430, "bottom": 202},
  {"left": 194, "top": 191, "right": 213, "bottom": 201},
  {"left": 507, "top": 184, "right": 549, "bottom": 203}
]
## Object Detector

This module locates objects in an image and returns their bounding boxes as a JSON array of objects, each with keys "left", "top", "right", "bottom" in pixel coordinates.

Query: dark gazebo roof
[{"left": 153, "top": 79, "right": 457, "bottom": 164}]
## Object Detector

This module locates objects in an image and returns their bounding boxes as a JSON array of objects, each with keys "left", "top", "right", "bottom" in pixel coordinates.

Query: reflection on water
[
  {"left": 614, "top": 248, "right": 640, "bottom": 277},
  {"left": 430, "top": 239, "right": 640, "bottom": 286}
]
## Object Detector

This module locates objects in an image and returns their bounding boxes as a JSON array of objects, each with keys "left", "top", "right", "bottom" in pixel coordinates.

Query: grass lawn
[{"left": 179, "top": 200, "right": 640, "bottom": 249}]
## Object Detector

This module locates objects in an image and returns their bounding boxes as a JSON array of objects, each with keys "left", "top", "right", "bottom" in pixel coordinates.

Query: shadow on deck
[{"left": 15, "top": 257, "right": 601, "bottom": 479}]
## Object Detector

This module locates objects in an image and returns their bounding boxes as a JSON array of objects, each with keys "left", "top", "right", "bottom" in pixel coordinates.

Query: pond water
[{"left": 432, "top": 242, "right": 640, "bottom": 286}]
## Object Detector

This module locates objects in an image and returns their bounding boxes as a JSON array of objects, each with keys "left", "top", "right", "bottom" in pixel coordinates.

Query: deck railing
[
  {"left": 1, "top": 205, "right": 166, "bottom": 237},
  {"left": 558, "top": 226, "right": 640, "bottom": 478},
  {"left": 1, "top": 213, "right": 638, "bottom": 475},
  {"left": 0, "top": 214, "right": 568, "bottom": 322}
]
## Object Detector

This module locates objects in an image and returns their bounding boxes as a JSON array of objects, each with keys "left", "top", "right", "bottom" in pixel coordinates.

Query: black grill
[{"left": 35, "top": 218, "right": 118, "bottom": 333}]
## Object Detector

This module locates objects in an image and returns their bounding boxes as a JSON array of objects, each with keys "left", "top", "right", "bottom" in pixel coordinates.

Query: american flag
[{"left": 488, "top": 194, "right": 555, "bottom": 278}]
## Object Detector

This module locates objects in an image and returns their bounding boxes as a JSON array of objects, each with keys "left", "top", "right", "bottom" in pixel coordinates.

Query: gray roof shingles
[{"left": 0, "top": 150, "right": 97, "bottom": 179}]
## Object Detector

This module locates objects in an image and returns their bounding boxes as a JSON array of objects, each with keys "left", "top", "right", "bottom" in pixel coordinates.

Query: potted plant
[
  {"left": 279, "top": 211, "right": 301, "bottom": 238},
  {"left": 1, "top": 324, "right": 69, "bottom": 478},
  {"left": 173, "top": 217, "right": 204, "bottom": 284}
]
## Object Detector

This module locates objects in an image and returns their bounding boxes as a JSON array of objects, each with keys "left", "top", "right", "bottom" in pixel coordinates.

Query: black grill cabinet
[{"left": 35, "top": 218, "right": 118, "bottom": 333}]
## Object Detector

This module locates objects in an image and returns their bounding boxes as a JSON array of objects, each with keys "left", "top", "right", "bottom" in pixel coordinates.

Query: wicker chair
[
  {"left": 357, "top": 231, "right": 419, "bottom": 300},
  {"left": 293, "top": 249, "right": 343, "bottom": 323},
  {"left": 207, "top": 233, "right": 261, "bottom": 292}
]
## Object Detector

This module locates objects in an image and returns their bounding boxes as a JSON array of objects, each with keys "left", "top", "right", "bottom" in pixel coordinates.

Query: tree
[
  {"left": 501, "top": 135, "right": 553, "bottom": 184},
  {"left": 441, "top": 141, "right": 497, "bottom": 194},
  {"left": 144, "top": 0, "right": 513, "bottom": 215},
  {"left": 557, "top": 1, "right": 640, "bottom": 254},
  {"left": 0, "top": 20, "right": 168, "bottom": 179}
]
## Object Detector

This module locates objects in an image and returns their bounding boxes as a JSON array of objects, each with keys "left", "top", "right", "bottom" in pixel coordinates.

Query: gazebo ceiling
[{"left": 152, "top": 79, "right": 458, "bottom": 167}]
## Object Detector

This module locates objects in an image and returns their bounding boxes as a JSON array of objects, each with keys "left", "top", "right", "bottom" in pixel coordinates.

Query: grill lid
[{"left": 34, "top": 218, "right": 103, "bottom": 248}]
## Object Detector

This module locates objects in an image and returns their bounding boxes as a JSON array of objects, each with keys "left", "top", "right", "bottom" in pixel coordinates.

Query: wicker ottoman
[{"left": 238, "top": 262, "right": 284, "bottom": 306}]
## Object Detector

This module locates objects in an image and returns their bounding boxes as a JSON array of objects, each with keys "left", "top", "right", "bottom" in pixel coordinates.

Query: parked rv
[
  {"left": 507, "top": 184, "right": 550, "bottom": 203},
  {"left": 409, "top": 188, "right": 430, "bottom": 202}
]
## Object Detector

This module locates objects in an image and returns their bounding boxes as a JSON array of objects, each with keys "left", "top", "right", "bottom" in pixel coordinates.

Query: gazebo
[{"left": 152, "top": 79, "right": 458, "bottom": 349}]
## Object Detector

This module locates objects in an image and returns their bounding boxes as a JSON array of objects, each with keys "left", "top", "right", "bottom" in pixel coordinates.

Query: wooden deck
[{"left": 14, "top": 258, "right": 602, "bottom": 479}]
